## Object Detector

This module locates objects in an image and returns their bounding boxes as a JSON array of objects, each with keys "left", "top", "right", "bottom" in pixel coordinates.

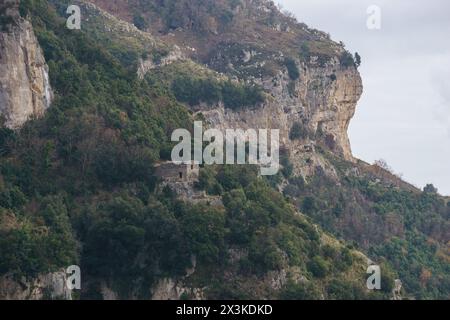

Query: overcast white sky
[{"left": 277, "top": 0, "right": 450, "bottom": 195}]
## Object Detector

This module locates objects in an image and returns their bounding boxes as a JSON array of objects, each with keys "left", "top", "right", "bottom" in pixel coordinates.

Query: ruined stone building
[{"left": 154, "top": 161, "right": 199, "bottom": 183}]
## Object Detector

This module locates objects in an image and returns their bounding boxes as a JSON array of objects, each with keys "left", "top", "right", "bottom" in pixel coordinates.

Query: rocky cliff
[
  {"left": 0, "top": 0, "right": 53, "bottom": 129},
  {"left": 0, "top": 271, "right": 72, "bottom": 300},
  {"left": 2, "top": 0, "right": 446, "bottom": 301},
  {"left": 200, "top": 56, "right": 362, "bottom": 168},
  {"left": 87, "top": 0, "right": 362, "bottom": 168}
]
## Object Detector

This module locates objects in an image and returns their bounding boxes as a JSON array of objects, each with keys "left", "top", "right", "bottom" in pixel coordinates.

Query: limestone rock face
[
  {"left": 151, "top": 278, "right": 205, "bottom": 300},
  {"left": 0, "top": 271, "right": 72, "bottom": 300},
  {"left": 82, "top": 0, "right": 363, "bottom": 168},
  {"left": 0, "top": 16, "right": 53, "bottom": 129},
  {"left": 199, "top": 57, "right": 362, "bottom": 177}
]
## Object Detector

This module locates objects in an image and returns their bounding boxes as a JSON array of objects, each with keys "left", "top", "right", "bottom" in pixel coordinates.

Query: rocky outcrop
[
  {"left": 81, "top": 0, "right": 363, "bottom": 169},
  {"left": 137, "top": 45, "right": 185, "bottom": 79},
  {"left": 198, "top": 56, "right": 362, "bottom": 177},
  {"left": 0, "top": 271, "right": 72, "bottom": 300},
  {"left": 151, "top": 255, "right": 205, "bottom": 300},
  {"left": 0, "top": 6, "right": 53, "bottom": 129},
  {"left": 392, "top": 279, "right": 403, "bottom": 300},
  {"left": 151, "top": 278, "right": 205, "bottom": 300}
]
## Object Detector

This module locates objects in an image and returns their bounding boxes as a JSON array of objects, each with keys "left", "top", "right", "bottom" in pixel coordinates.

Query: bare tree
[{"left": 374, "top": 159, "right": 391, "bottom": 171}]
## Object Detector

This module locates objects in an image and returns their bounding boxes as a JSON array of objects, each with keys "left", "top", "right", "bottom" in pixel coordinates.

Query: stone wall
[{"left": 154, "top": 161, "right": 199, "bottom": 183}]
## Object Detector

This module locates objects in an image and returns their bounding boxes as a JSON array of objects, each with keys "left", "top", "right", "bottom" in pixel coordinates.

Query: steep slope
[
  {"left": 88, "top": 0, "right": 362, "bottom": 164},
  {"left": 0, "top": 0, "right": 448, "bottom": 300},
  {"left": 106, "top": 0, "right": 447, "bottom": 299},
  {"left": 0, "top": 0, "right": 379, "bottom": 300},
  {"left": 77, "top": 0, "right": 450, "bottom": 299}
]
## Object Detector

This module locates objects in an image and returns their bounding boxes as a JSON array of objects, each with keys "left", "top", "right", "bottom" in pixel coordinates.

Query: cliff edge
[{"left": 0, "top": 0, "right": 53, "bottom": 129}]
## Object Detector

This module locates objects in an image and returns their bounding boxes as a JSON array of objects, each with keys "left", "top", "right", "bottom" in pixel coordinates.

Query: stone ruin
[{"left": 154, "top": 161, "right": 199, "bottom": 183}]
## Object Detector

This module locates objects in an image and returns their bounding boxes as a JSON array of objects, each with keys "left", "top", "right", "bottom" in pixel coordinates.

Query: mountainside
[
  {"left": 0, "top": 0, "right": 448, "bottom": 300},
  {"left": 88, "top": 0, "right": 362, "bottom": 163}
]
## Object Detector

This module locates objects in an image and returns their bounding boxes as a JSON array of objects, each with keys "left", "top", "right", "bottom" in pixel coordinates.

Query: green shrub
[
  {"left": 354, "top": 52, "right": 361, "bottom": 67},
  {"left": 172, "top": 76, "right": 264, "bottom": 110},
  {"left": 196, "top": 169, "right": 223, "bottom": 195},
  {"left": 289, "top": 122, "right": 308, "bottom": 140},
  {"left": 322, "top": 245, "right": 339, "bottom": 260},
  {"left": 0, "top": 2, "right": 16, "bottom": 31},
  {"left": 308, "top": 256, "right": 329, "bottom": 278},
  {"left": 280, "top": 153, "right": 293, "bottom": 178},
  {"left": 0, "top": 195, "right": 77, "bottom": 278},
  {"left": 299, "top": 43, "right": 311, "bottom": 60},
  {"left": 279, "top": 281, "right": 321, "bottom": 300},
  {"left": 301, "top": 196, "right": 318, "bottom": 214},
  {"left": 326, "top": 279, "right": 366, "bottom": 300},
  {"left": 423, "top": 184, "right": 438, "bottom": 194},
  {"left": 133, "top": 14, "right": 148, "bottom": 30},
  {"left": 0, "top": 187, "right": 27, "bottom": 209},
  {"left": 340, "top": 51, "right": 355, "bottom": 68},
  {"left": 180, "top": 205, "right": 226, "bottom": 263},
  {"left": 249, "top": 235, "right": 284, "bottom": 272},
  {"left": 284, "top": 58, "right": 300, "bottom": 80}
]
